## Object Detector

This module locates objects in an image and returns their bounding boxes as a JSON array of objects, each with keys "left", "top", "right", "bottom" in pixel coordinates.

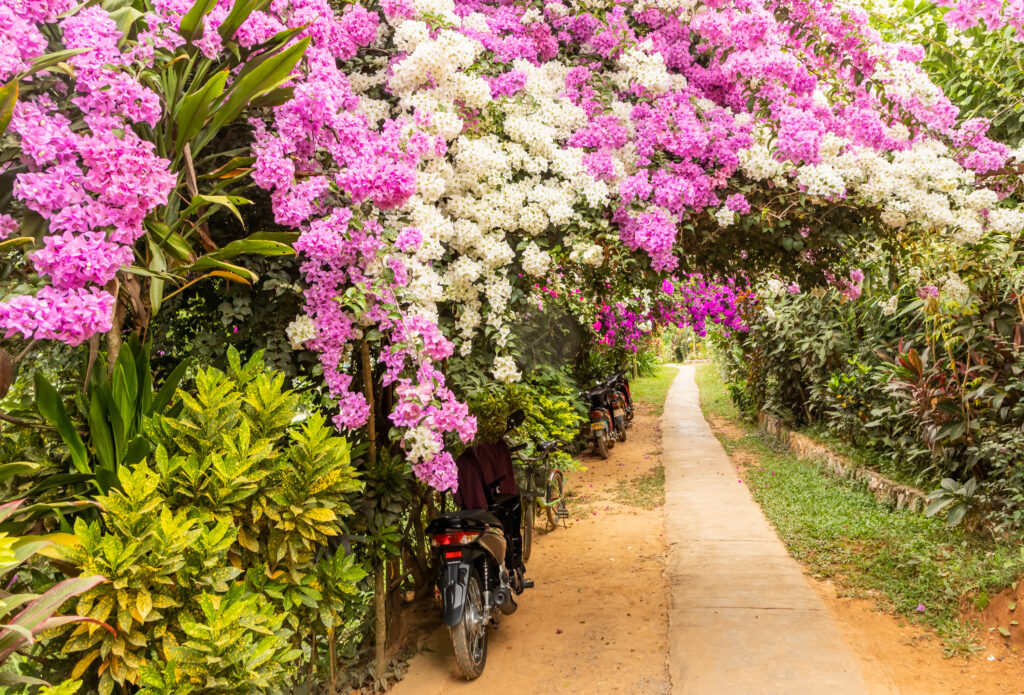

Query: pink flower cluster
[
  {"left": 591, "top": 275, "right": 747, "bottom": 352},
  {"left": 0, "top": 1, "right": 175, "bottom": 346},
  {"left": 248, "top": 1, "right": 473, "bottom": 490},
  {"left": 938, "top": 0, "right": 1024, "bottom": 38}
]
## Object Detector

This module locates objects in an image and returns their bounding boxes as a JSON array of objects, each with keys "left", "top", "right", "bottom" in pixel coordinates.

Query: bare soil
[
  {"left": 705, "top": 414, "right": 1024, "bottom": 695},
  {"left": 387, "top": 404, "right": 672, "bottom": 695}
]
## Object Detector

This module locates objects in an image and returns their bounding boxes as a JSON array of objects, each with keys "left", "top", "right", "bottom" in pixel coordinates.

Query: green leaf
[
  {"left": 23, "top": 49, "right": 89, "bottom": 78},
  {"left": 175, "top": 69, "right": 229, "bottom": 150},
  {"left": 179, "top": 0, "right": 219, "bottom": 42},
  {"left": 34, "top": 373, "right": 89, "bottom": 476},
  {"left": 205, "top": 238, "right": 294, "bottom": 260},
  {"left": 177, "top": 194, "right": 251, "bottom": 228},
  {"left": 124, "top": 437, "right": 151, "bottom": 465},
  {"left": 0, "top": 80, "right": 17, "bottom": 136},
  {"left": 181, "top": 256, "right": 258, "bottom": 283},
  {"left": 0, "top": 236, "right": 34, "bottom": 251},
  {"left": 946, "top": 503, "right": 968, "bottom": 526},
  {"left": 146, "top": 219, "right": 195, "bottom": 263},
  {"left": 246, "top": 231, "right": 299, "bottom": 244},
  {"left": 153, "top": 359, "right": 190, "bottom": 414},
  {"left": 88, "top": 391, "right": 116, "bottom": 471},
  {"left": 203, "top": 156, "right": 257, "bottom": 180},
  {"left": 108, "top": 6, "right": 144, "bottom": 39},
  {"left": 0, "top": 461, "right": 38, "bottom": 483},
  {"left": 205, "top": 37, "right": 310, "bottom": 136}
]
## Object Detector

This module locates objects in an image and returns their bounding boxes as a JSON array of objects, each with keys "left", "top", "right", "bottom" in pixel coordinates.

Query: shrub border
[{"left": 758, "top": 412, "right": 927, "bottom": 513}]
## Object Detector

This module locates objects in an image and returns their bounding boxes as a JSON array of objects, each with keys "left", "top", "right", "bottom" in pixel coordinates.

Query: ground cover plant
[
  {"left": 696, "top": 363, "right": 1024, "bottom": 654},
  {"left": 629, "top": 365, "right": 679, "bottom": 418},
  {"left": 1, "top": 0, "right": 1024, "bottom": 688}
]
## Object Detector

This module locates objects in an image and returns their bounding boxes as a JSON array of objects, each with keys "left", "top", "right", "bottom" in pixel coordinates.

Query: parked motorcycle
[
  {"left": 603, "top": 372, "right": 633, "bottom": 441},
  {"left": 607, "top": 371, "right": 635, "bottom": 423},
  {"left": 426, "top": 410, "right": 534, "bottom": 679},
  {"left": 584, "top": 385, "right": 618, "bottom": 459}
]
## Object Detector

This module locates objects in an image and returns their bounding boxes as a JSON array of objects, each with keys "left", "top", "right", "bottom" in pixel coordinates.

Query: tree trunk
[
  {"left": 328, "top": 626, "right": 338, "bottom": 694},
  {"left": 106, "top": 277, "right": 125, "bottom": 375},
  {"left": 375, "top": 558, "right": 386, "bottom": 678},
  {"left": 361, "top": 340, "right": 376, "bottom": 466}
]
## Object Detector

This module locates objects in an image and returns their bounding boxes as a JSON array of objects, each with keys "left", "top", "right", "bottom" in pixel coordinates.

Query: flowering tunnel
[
  {"left": 4, "top": 0, "right": 1020, "bottom": 494},
  {"left": 2, "top": 0, "right": 1024, "bottom": 689}
]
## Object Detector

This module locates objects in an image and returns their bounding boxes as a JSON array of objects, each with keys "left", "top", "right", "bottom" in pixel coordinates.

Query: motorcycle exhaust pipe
[{"left": 493, "top": 587, "right": 518, "bottom": 615}]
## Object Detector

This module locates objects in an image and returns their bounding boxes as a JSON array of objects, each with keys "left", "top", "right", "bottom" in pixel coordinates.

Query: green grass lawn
[
  {"left": 630, "top": 364, "right": 679, "bottom": 415},
  {"left": 694, "top": 363, "right": 1024, "bottom": 654}
]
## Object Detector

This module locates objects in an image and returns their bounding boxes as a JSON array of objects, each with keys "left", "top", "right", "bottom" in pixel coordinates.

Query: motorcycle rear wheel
[
  {"left": 450, "top": 571, "right": 487, "bottom": 679},
  {"left": 614, "top": 416, "right": 627, "bottom": 442},
  {"left": 596, "top": 432, "right": 609, "bottom": 459}
]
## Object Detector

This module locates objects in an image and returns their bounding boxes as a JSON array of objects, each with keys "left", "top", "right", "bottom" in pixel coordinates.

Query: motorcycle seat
[
  {"left": 537, "top": 440, "right": 559, "bottom": 453},
  {"left": 446, "top": 509, "right": 503, "bottom": 528}
]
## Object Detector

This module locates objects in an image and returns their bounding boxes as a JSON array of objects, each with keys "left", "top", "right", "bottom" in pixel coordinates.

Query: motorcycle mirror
[{"left": 506, "top": 409, "right": 526, "bottom": 431}]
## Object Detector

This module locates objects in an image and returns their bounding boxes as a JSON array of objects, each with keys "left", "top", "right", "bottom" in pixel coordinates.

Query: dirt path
[{"left": 389, "top": 400, "right": 673, "bottom": 695}]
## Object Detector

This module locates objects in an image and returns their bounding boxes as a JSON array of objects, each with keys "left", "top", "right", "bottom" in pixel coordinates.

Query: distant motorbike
[
  {"left": 426, "top": 410, "right": 534, "bottom": 679},
  {"left": 602, "top": 372, "right": 633, "bottom": 441},
  {"left": 583, "top": 385, "right": 618, "bottom": 459},
  {"left": 607, "top": 371, "right": 635, "bottom": 424}
]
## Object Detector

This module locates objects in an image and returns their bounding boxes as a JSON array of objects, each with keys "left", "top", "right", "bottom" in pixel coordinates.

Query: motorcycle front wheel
[
  {"left": 595, "top": 432, "right": 609, "bottom": 459},
  {"left": 450, "top": 570, "right": 487, "bottom": 679}
]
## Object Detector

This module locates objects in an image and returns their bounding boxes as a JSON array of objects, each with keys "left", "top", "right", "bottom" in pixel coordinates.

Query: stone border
[{"left": 758, "top": 412, "right": 927, "bottom": 513}]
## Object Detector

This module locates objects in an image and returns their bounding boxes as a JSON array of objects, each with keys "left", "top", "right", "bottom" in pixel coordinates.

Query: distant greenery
[
  {"left": 696, "top": 364, "right": 1024, "bottom": 654},
  {"left": 631, "top": 365, "right": 679, "bottom": 416}
]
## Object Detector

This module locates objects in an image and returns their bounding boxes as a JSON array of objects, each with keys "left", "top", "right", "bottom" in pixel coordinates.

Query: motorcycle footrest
[{"left": 522, "top": 578, "right": 535, "bottom": 589}]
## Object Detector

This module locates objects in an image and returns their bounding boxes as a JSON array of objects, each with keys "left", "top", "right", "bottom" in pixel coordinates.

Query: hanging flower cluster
[
  {"left": 591, "top": 275, "right": 748, "bottom": 352},
  {"left": 0, "top": 3, "right": 175, "bottom": 345}
]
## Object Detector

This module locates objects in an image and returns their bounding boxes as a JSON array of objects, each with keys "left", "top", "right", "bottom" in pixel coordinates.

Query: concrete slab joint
[{"left": 663, "top": 366, "right": 866, "bottom": 695}]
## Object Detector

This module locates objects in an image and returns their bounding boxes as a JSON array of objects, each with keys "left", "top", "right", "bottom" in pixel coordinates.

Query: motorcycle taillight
[{"left": 432, "top": 530, "right": 482, "bottom": 546}]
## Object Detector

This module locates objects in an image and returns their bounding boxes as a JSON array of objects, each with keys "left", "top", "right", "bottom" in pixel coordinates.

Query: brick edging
[{"left": 758, "top": 412, "right": 927, "bottom": 513}]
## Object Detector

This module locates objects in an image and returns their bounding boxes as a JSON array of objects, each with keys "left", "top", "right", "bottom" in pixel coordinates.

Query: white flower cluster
[
  {"left": 522, "top": 242, "right": 552, "bottom": 276},
  {"left": 880, "top": 295, "right": 899, "bottom": 316},
  {"left": 940, "top": 272, "right": 971, "bottom": 306},
  {"left": 618, "top": 41, "right": 672, "bottom": 95},
  {"left": 714, "top": 206, "right": 736, "bottom": 226},
  {"left": 382, "top": 14, "right": 616, "bottom": 379},
  {"left": 796, "top": 163, "right": 846, "bottom": 199},
  {"left": 404, "top": 424, "right": 443, "bottom": 463},
  {"left": 569, "top": 238, "right": 605, "bottom": 267},
  {"left": 492, "top": 355, "right": 522, "bottom": 383},
  {"left": 738, "top": 128, "right": 787, "bottom": 183},
  {"left": 740, "top": 124, "right": 1014, "bottom": 246},
  {"left": 765, "top": 278, "right": 786, "bottom": 296},
  {"left": 285, "top": 314, "right": 317, "bottom": 349},
  {"left": 872, "top": 57, "right": 944, "bottom": 109}
]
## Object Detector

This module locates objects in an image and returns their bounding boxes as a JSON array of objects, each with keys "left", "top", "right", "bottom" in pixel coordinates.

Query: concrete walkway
[{"left": 663, "top": 365, "right": 866, "bottom": 694}]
